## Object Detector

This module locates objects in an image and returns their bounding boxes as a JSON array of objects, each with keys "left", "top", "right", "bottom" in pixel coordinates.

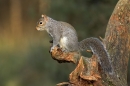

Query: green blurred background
[{"left": 0, "top": 0, "right": 129, "bottom": 86}]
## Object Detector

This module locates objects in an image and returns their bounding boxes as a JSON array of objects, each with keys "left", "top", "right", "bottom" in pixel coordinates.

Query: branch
[{"left": 51, "top": 47, "right": 103, "bottom": 86}]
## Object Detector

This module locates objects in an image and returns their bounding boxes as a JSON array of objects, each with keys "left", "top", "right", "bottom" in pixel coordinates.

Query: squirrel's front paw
[{"left": 49, "top": 40, "right": 53, "bottom": 43}]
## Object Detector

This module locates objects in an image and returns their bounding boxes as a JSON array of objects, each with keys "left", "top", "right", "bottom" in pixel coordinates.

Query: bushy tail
[{"left": 79, "top": 37, "right": 113, "bottom": 74}]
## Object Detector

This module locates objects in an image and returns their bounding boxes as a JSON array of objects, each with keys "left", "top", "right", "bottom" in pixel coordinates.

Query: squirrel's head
[{"left": 36, "top": 14, "right": 48, "bottom": 31}]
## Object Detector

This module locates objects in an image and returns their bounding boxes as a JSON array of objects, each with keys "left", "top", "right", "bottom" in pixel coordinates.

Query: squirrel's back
[{"left": 59, "top": 21, "right": 79, "bottom": 51}]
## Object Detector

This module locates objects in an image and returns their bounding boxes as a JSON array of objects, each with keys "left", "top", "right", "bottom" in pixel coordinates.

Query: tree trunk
[
  {"left": 103, "top": 0, "right": 130, "bottom": 85},
  {"left": 10, "top": 0, "right": 22, "bottom": 37}
]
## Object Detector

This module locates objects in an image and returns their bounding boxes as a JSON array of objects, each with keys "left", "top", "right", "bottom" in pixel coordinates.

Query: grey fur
[{"left": 79, "top": 37, "right": 113, "bottom": 74}]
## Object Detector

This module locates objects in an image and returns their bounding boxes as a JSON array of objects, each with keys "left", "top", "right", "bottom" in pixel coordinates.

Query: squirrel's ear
[
  {"left": 41, "top": 14, "right": 48, "bottom": 21},
  {"left": 41, "top": 14, "right": 44, "bottom": 18},
  {"left": 41, "top": 14, "right": 47, "bottom": 18}
]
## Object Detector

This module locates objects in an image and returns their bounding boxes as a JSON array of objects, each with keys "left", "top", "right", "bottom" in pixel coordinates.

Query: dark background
[{"left": 0, "top": 0, "right": 129, "bottom": 86}]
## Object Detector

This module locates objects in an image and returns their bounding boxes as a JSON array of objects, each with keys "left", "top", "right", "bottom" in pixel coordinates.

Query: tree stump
[{"left": 50, "top": 0, "right": 130, "bottom": 85}]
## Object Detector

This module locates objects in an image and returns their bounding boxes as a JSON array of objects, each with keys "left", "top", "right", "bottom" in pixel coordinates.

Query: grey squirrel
[{"left": 36, "top": 15, "right": 113, "bottom": 74}]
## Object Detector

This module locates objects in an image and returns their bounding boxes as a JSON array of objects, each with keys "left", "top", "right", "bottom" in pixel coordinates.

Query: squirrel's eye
[{"left": 39, "top": 21, "right": 43, "bottom": 25}]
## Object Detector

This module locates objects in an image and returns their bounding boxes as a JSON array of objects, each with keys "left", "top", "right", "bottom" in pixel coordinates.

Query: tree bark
[
  {"left": 50, "top": 0, "right": 130, "bottom": 86},
  {"left": 103, "top": 0, "right": 130, "bottom": 85}
]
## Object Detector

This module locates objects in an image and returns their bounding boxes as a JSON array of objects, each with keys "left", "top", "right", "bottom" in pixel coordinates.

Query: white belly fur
[{"left": 60, "top": 36, "right": 68, "bottom": 49}]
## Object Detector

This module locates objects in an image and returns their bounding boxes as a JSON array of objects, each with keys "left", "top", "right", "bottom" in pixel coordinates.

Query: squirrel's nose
[{"left": 36, "top": 26, "right": 39, "bottom": 30}]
